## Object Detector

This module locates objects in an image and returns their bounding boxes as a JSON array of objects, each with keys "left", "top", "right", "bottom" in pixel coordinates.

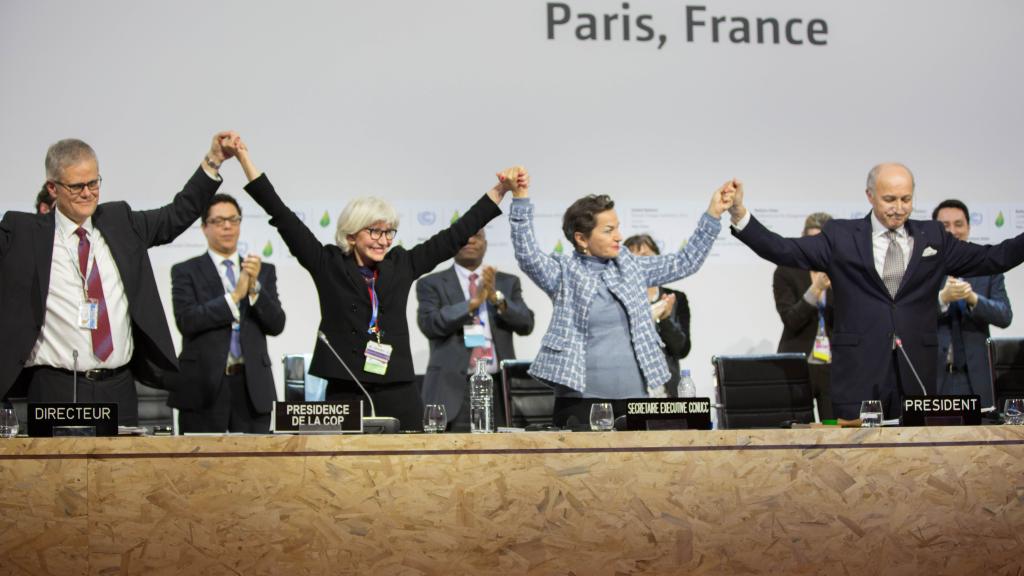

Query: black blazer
[
  {"left": 735, "top": 214, "right": 1024, "bottom": 413},
  {"left": 653, "top": 286, "right": 690, "bottom": 396},
  {"left": 773, "top": 266, "right": 833, "bottom": 355},
  {"left": 245, "top": 173, "right": 502, "bottom": 384},
  {"left": 166, "top": 254, "right": 286, "bottom": 412},
  {"left": 0, "top": 167, "right": 221, "bottom": 399},
  {"left": 416, "top": 266, "right": 535, "bottom": 419}
]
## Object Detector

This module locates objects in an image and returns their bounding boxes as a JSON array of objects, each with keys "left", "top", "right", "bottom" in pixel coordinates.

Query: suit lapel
[
  {"left": 200, "top": 253, "right": 228, "bottom": 298},
  {"left": 443, "top": 266, "right": 465, "bottom": 304},
  {"left": 33, "top": 212, "right": 57, "bottom": 308},
  {"left": 92, "top": 206, "right": 135, "bottom": 297},
  {"left": 854, "top": 215, "right": 890, "bottom": 297},
  {"left": 897, "top": 219, "right": 928, "bottom": 298}
]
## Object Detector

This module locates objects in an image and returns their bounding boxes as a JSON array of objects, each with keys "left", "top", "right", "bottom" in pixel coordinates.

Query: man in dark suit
[
  {"left": 167, "top": 194, "right": 286, "bottom": 433},
  {"left": 0, "top": 132, "right": 238, "bottom": 425},
  {"left": 932, "top": 199, "right": 1012, "bottom": 407},
  {"left": 727, "top": 163, "right": 1024, "bottom": 419},
  {"left": 416, "top": 228, "right": 534, "bottom": 430}
]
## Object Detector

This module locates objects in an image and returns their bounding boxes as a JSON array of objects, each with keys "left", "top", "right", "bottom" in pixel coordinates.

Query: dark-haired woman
[{"left": 508, "top": 169, "right": 732, "bottom": 427}]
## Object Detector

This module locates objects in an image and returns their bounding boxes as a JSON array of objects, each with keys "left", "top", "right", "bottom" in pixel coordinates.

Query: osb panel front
[
  {"left": 0, "top": 458, "right": 88, "bottom": 575},
  {"left": 2, "top": 428, "right": 1023, "bottom": 575}
]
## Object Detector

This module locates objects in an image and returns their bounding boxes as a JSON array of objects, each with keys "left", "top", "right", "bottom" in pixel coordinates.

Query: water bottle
[
  {"left": 679, "top": 369, "right": 697, "bottom": 398},
  {"left": 0, "top": 403, "right": 19, "bottom": 438},
  {"left": 469, "top": 358, "right": 494, "bottom": 433}
]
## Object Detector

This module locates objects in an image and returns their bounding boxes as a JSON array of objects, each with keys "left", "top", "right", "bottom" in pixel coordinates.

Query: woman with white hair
[{"left": 234, "top": 139, "right": 513, "bottom": 430}]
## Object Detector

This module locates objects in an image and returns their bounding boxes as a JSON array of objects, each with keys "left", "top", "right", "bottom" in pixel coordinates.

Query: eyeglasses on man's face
[
  {"left": 206, "top": 216, "right": 243, "bottom": 227},
  {"left": 53, "top": 177, "right": 102, "bottom": 194},
  {"left": 364, "top": 227, "right": 398, "bottom": 241}
]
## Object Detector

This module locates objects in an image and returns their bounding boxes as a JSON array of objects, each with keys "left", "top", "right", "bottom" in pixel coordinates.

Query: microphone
[
  {"left": 72, "top": 349, "right": 79, "bottom": 403},
  {"left": 317, "top": 330, "right": 377, "bottom": 417},
  {"left": 893, "top": 335, "right": 928, "bottom": 396}
]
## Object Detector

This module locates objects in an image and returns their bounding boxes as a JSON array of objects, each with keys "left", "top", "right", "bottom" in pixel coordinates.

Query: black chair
[
  {"left": 500, "top": 359, "right": 554, "bottom": 428},
  {"left": 988, "top": 337, "right": 1024, "bottom": 412},
  {"left": 136, "top": 382, "right": 173, "bottom": 430},
  {"left": 712, "top": 353, "right": 814, "bottom": 429}
]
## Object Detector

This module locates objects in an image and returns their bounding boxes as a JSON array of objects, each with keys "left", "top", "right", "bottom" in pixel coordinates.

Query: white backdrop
[{"left": 3, "top": 0, "right": 1023, "bottom": 400}]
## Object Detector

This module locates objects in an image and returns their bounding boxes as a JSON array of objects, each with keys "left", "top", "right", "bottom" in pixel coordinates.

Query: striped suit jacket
[{"left": 509, "top": 199, "right": 721, "bottom": 396}]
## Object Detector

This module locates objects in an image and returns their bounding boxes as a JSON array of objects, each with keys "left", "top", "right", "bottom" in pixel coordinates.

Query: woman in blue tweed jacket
[{"left": 506, "top": 169, "right": 733, "bottom": 426}]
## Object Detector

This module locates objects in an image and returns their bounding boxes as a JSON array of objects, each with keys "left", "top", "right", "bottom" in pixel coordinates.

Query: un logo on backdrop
[{"left": 418, "top": 211, "right": 436, "bottom": 226}]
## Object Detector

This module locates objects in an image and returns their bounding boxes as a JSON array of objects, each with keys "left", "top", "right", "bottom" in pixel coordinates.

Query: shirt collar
[
  {"left": 454, "top": 262, "right": 482, "bottom": 282},
  {"left": 870, "top": 211, "right": 907, "bottom": 239},
  {"left": 55, "top": 208, "right": 93, "bottom": 239},
  {"left": 207, "top": 249, "right": 239, "bottom": 268}
]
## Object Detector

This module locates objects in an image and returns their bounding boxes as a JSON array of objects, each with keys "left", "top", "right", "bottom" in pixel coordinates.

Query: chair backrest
[
  {"left": 988, "top": 337, "right": 1024, "bottom": 411},
  {"left": 282, "top": 354, "right": 328, "bottom": 402},
  {"left": 712, "top": 353, "right": 814, "bottom": 429},
  {"left": 500, "top": 359, "right": 554, "bottom": 428},
  {"left": 136, "top": 382, "right": 173, "bottom": 430}
]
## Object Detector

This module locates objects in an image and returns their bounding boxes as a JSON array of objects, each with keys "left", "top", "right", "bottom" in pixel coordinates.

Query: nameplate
[
  {"left": 901, "top": 395, "right": 982, "bottom": 426},
  {"left": 272, "top": 401, "right": 363, "bottom": 434},
  {"left": 27, "top": 403, "right": 118, "bottom": 437},
  {"left": 624, "top": 398, "right": 712, "bottom": 431}
]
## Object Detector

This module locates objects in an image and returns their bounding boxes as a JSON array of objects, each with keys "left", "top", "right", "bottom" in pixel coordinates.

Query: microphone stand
[{"left": 317, "top": 331, "right": 399, "bottom": 433}]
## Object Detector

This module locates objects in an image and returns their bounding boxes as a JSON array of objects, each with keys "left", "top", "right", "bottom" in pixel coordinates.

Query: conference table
[{"left": 1, "top": 426, "right": 1022, "bottom": 575}]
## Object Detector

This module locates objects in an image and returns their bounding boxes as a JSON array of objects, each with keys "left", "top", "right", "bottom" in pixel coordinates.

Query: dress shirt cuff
[
  {"left": 731, "top": 211, "right": 752, "bottom": 231},
  {"left": 201, "top": 163, "right": 223, "bottom": 182},
  {"left": 224, "top": 293, "right": 241, "bottom": 321},
  {"left": 803, "top": 287, "right": 819, "bottom": 307},
  {"left": 938, "top": 297, "right": 950, "bottom": 314}
]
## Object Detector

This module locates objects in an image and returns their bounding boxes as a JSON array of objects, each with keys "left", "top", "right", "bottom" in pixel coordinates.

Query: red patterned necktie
[
  {"left": 74, "top": 228, "right": 114, "bottom": 361},
  {"left": 467, "top": 273, "right": 493, "bottom": 371}
]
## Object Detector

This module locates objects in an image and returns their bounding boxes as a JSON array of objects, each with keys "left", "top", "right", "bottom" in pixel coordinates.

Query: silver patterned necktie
[{"left": 881, "top": 230, "right": 905, "bottom": 299}]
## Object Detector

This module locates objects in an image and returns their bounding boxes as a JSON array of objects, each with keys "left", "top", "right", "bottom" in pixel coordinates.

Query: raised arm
[
  {"left": 130, "top": 131, "right": 235, "bottom": 246},
  {"left": 637, "top": 182, "right": 726, "bottom": 287},
  {"left": 729, "top": 179, "right": 833, "bottom": 271},
  {"left": 508, "top": 169, "right": 564, "bottom": 297},
  {"left": 235, "top": 138, "right": 327, "bottom": 275}
]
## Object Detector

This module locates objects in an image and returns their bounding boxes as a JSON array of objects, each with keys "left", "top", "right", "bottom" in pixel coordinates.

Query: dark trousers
[
  {"left": 178, "top": 372, "right": 270, "bottom": 433},
  {"left": 808, "top": 363, "right": 834, "bottom": 421},
  {"left": 448, "top": 372, "right": 506, "bottom": 432},
  {"left": 326, "top": 379, "right": 422, "bottom": 432},
  {"left": 937, "top": 369, "right": 974, "bottom": 396},
  {"left": 27, "top": 366, "right": 138, "bottom": 426}
]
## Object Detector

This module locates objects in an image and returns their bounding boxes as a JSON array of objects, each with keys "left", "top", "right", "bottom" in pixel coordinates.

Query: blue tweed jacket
[{"left": 510, "top": 199, "right": 721, "bottom": 396}]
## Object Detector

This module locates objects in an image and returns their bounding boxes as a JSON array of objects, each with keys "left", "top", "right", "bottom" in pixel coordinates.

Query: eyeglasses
[
  {"left": 53, "top": 177, "right": 102, "bottom": 194},
  {"left": 206, "top": 216, "right": 243, "bottom": 227},
  {"left": 364, "top": 227, "right": 398, "bottom": 241}
]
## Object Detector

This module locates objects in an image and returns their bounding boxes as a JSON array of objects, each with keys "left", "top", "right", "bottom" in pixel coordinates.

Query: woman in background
[
  {"left": 772, "top": 212, "right": 834, "bottom": 420},
  {"left": 624, "top": 234, "right": 692, "bottom": 397}
]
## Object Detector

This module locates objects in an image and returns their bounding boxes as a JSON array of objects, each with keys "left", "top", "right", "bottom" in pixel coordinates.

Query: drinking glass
[
  {"left": 859, "top": 400, "right": 883, "bottom": 428},
  {"left": 423, "top": 404, "right": 447, "bottom": 433},
  {"left": 589, "top": 403, "right": 614, "bottom": 432},
  {"left": 0, "top": 406, "right": 19, "bottom": 438},
  {"left": 1004, "top": 398, "right": 1024, "bottom": 425}
]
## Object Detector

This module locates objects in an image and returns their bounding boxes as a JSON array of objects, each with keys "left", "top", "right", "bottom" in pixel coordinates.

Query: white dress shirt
[
  {"left": 454, "top": 263, "right": 497, "bottom": 373},
  {"left": 27, "top": 209, "right": 134, "bottom": 370},
  {"left": 869, "top": 212, "right": 913, "bottom": 280}
]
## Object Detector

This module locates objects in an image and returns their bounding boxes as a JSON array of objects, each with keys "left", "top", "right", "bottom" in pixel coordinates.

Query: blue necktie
[{"left": 223, "top": 260, "right": 243, "bottom": 359}]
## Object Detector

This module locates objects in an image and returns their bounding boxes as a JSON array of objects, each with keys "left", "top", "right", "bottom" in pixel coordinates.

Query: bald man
[{"left": 727, "top": 164, "right": 1024, "bottom": 419}]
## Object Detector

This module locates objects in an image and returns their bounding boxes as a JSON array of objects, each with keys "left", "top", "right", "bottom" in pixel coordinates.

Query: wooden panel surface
[{"left": 1, "top": 427, "right": 1023, "bottom": 575}]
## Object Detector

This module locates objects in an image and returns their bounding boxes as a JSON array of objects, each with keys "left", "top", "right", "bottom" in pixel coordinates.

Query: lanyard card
[
  {"left": 78, "top": 299, "right": 99, "bottom": 330},
  {"left": 463, "top": 324, "right": 486, "bottom": 348},
  {"left": 364, "top": 340, "right": 393, "bottom": 375}
]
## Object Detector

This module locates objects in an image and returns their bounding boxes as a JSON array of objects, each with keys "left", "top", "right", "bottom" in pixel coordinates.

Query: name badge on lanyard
[
  {"left": 78, "top": 299, "right": 100, "bottom": 330},
  {"left": 811, "top": 293, "right": 831, "bottom": 363},
  {"left": 464, "top": 323, "right": 486, "bottom": 348},
  {"left": 362, "top": 269, "right": 392, "bottom": 375}
]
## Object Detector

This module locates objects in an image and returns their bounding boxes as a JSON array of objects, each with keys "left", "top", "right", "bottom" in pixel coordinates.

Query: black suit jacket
[
  {"left": 773, "top": 266, "right": 834, "bottom": 354},
  {"left": 735, "top": 214, "right": 1024, "bottom": 414},
  {"left": 245, "top": 173, "right": 502, "bottom": 384},
  {"left": 416, "top": 266, "right": 534, "bottom": 419},
  {"left": 653, "top": 286, "right": 690, "bottom": 396},
  {"left": 166, "top": 254, "right": 286, "bottom": 412},
  {"left": 0, "top": 167, "right": 220, "bottom": 399}
]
